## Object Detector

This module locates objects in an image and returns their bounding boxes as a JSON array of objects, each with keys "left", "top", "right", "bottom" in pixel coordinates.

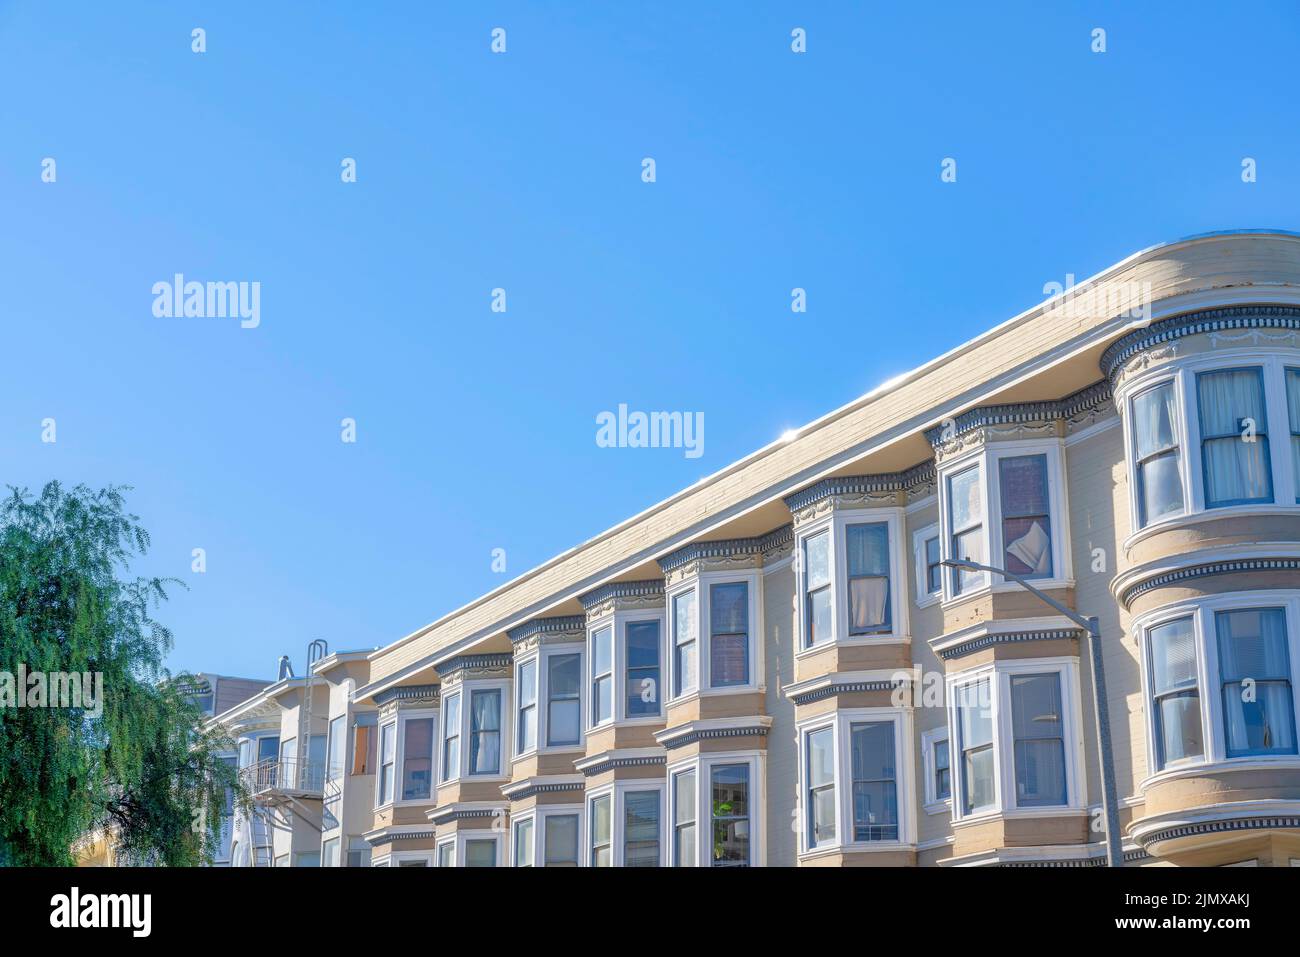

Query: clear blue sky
[{"left": 3, "top": 2, "right": 1298, "bottom": 679}]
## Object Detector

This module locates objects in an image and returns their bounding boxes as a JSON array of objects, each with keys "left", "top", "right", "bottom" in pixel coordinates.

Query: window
[
  {"left": 441, "top": 692, "right": 460, "bottom": 782},
  {"left": 673, "top": 769, "right": 696, "bottom": 867},
  {"left": 436, "top": 842, "right": 453, "bottom": 868},
  {"left": 346, "top": 838, "right": 371, "bottom": 868},
  {"left": 1197, "top": 367, "right": 1272, "bottom": 507},
  {"left": 464, "top": 838, "right": 496, "bottom": 868},
  {"left": 547, "top": 653, "right": 581, "bottom": 746},
  {"left": 350, "top": 720, "right": 374, "bottom": 775},
  {"left": 591, "top": 626, "right": 613, "bottom": 725},
  {"left": 1010, "top": 674, "right": 1066, "bottom": 807},
  {"left": 956, "top": 679, "right": 994, "bottom": 814},
  {"left": 1149, "top": 616, "right": 1202, "bottom": 769},
  {"left": 711, "top": 764, "right": 750, "bottom": 866},
  {"left": 923, "top": 534, "right": 942, "bottom": 596},
  {"left": 850, "top": 722, "right": 898, "bottom": 841},
  {"left": 377, "top": 725, "right": 395, "bottom": 804},
  {"left": 948, "top": 465, "right": 986, "bottom": 594},
  {"left": 1216, "top": 608, "right": 1296, "bottom": 757},
  {"left": 397, "top": 857, "right": 429, "bottom": 867},
  {"left": 257, "top": 735, "right": 279, "bottom": 764},
  {"left": 326, "top": 715, "right": 345, "bottom": 782},
  {"left": 624, "top": 790, "right": 660, "bottom": 866},
  {"left": 625, "top": 620, "right": 661, "bottom": 717},
  {"left": 322, "top": 837, "right": 340, "bottom": 868},
  {"left": 672, "top": 590, "right": 698, "bottom": 696},
  {"left": 804, "top": 531, "right": 832, "bottom": 646},
  {"left": 845, "top": 523, "right": 891, "bottom": 635},
  {"left": 590, "top": 794, "right": 612, "bottom": 867},
  {"left": 513, "top": 818, "right": 534, "bottom": 867},
  {"left": 806, "top": 727, "right": 836, "bottom": 848},
  {"left": 274, "top": 853, "right": 290, "bottom": 868},
  {"left": 933, "top": 736, "right": 950, "bottom": 802},
  {"left": 1132, "top": 381, "right": 1185, "bottom": 525},
  {"left": 279, "top": 736, "right": 296, "bottom": 785},
  {"left": 517, "top": 658, "right": 537, "bottom": 753},
  {"left": 468, "top": 689, "right": 502, "bottom": 775},
  {"left": 1288, "top": 369, "right": 1300, "bottom": 504},
  {"left": 543, "top": 813, "right": 579, "bottom": 867},
  {"left": 710, "top": 582, "right": 749, "bottom": 686},
  {"left": 999, "top": 455, "right": 1053, "bottom": 579},
  {"left": 400, "top": 716, "right": 434, "bottom": 801}
]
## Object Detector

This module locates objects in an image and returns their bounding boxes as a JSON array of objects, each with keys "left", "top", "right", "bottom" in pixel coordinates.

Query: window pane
[
  {"left": 592, "top": 627, "right": 612, "bottom": 723},
  {"left": 327, "top": 715, "right": 345, "bottom": 782},
  {"left": 1010, "top": 674, "right": 1067, "bottom": 807},
  {"left": 957, "top": 681, "right": 992, "bottom": 747},
  {"left": 590, "top": 796, "right": 612, "bottom": 867},
  {"left": 1217, "top": 608, "right": 1296, "bottom": 757},
  {"left": 377, "top": 726, "right": 394, "bottom": 804},
  {"left": 1150, "top": 617, "right": 1198, "bottom": 694},
  {"left": 624, "top": 791, "right": 660, "bottom": 867},
  {"left": 625, "top": 620, "right": 661, "bottom": 717},
  {"left": 925, "top": 536, "right": 942, "bottom": 593},
  {"left": 1149, "top": 617, "right": 1203, "bottom": 767},
  {"left": 807, "top": 587, "right": 833, "bottom": 647},
  {"left": 673, "top": 590, "right": 698, "bottom": 695},
  {"left": 469, "top": 689, "right": 501, "bottom": 775},
  {"left": 951, "top": 527, "right": 985, "bottom": 592},
  {"left": 674, "top": 770, "right": 696, "bottom": 866},
  {"left": 513, "top": 819, "right": 533, "bottom": 867},
  {"left": 934, "top": 738, "right": 951, "bottom": 800},
  {"left": 1157, "top": 694, "right": 1204, "bottom": 765},
  {"left": 1139, "top": 452, "right": 1185, "bottom": 526},
  {"left": 805, "top": 531, "right": 830, "bottom": 589},
  {"left": 807, "top": 727, "right": 836, "bottom": 847},
  {"left": 1198, "top": 368, "right": 1272, "bottom": 506},
  {"left": 547, "top": 653, "right": 581, "bottom": 747},
  {"left": 401, "top": 717, "right": 434, "bottom": 801},
  {"left": 711, "top": 765, "right": 750, "bottom": 866},
  {"left": 710, "top": 582, "right": 749, "bottom": 686},
  {"left": 592, "top": 626, "right": 612, "bottom": 675},
  {"left": 958, "top": 680, "right": 995, "bottom": 814},
  {"left": 543, "top": 814, "right": 579, "bottom": 867},
  {"left": 441, "top": 693, "right": 460, "bottom": 781},
  {"left": 437, "top": 843, "right": 453, "bottom": 868},
  {"left": 464, "top": 839, "right": 496, "bottom": 868},
  {"left": 847, "top": 523, "right": 891, "bottom": 634},
  {"left": 323, "top": 837, "right": 340, "bottom": 868},
  {"left": 711, "top": 581, "right": 748, "bottom": 634},
  {"left": 1000, "top": 455, "right": 1053, "bottom": 578},
  {"left": 1133, "top": 383, "right": 1185, "bottom": 524},
  {"left": 851, "top": 722, "right": 898, "bottom": 841},
  {"left": 950, "top": 466, "right": 982, "bottom": 529}
]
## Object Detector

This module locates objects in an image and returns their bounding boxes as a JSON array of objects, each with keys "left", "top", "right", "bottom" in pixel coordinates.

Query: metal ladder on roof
[{"left": 297, "top": 640, "right": 329, "bottom": 794}]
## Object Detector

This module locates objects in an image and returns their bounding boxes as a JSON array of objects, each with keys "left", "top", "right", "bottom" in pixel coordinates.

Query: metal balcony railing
[{"left": 240, "top": 757, "right": 326, "bottom": 799}]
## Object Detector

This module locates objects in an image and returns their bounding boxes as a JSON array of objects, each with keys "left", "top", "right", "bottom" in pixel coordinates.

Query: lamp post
[{"left": 941, "top": 557, "right": 1124, "bottom": 868}]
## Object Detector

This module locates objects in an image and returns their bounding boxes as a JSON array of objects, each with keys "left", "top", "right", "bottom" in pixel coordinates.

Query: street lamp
[{"left": 941, "top": 557, "right": 1124, "bottom": 868}]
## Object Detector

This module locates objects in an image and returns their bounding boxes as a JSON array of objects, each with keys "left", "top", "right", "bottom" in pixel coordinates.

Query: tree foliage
[{"left": 0, "top": 482, "right": 240, "bottom": 866}]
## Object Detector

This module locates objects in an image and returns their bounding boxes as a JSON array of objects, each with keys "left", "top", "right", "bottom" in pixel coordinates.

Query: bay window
[
  {"left": 468, "top": 689, "right": 502, "bottom": 775},
  {"left": 625, "top": 621, "right": 661, "bottom": 717},
  {"left": 400, "top": 715, "right": 435, "bottom": 801},
  {"left": 668, "top": 754, "right": 765, "bottom": 866},
  {"left": 998, "top": 455, "right": 1053, "bottom": 579},
  {"left": 672, "top": 589, "right": 698, "bottom": 696},
  {"left": 546, "top": 652, "right": 581, "bottom": 746},
  {"left": 846, "top": 523, "right": 891, "bottom": 635},
  {"left": 1132, "top": 381, "right": 1185, "bottom": 525},
  {"left": 590, "top": 626, "right": 613, "bottom": 726},
  {"left": 849, "top": 721, "right": 898, "bottom": 841},
  {"left": 1217, "top": 608, "right": 1296, "bottom": 757},
  {"left": 1009, "top": 673, "right": 1066, "bottom": 807},
  {"left": 517, "top": 658, "right": 537, "bottom": 753},
  {"left": 1197, "top": 367, "right": 1272, "bottom": 507},
  {"left": 440, "top": 692, "right": 460, "bottom": 782},
  {"left": 672, "top": 769, "right": 696, "bottom": 866},
  {"left": 624, "top": 790, "right": 661, "bottom": 866},
  {"left": 709, "top": 582, "right": 749, "bottom": 687}
]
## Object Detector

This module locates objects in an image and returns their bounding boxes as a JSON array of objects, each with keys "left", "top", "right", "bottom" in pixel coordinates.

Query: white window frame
[
  {"left": 390, "top": 850, "right": 435, "bottom": 867},
  {"left": 452, "top": 829, "right": 503, "bottom": 868},
  {"left": 920, "top": 725, "right": 952, "bottom": 813},
  {"left": 587, "top": 620, "right": 615, "bottom": 730},
  {"left": 325, "top": 712, "right": 347, "bottom": 783},
  {"left": 394, "top": 707, "right": 439, "bottom": 806},
  {"left": 946, "top": 658, "right": 1087, "bottom": 824},
  {"left": 439, "top": 679, "right": 512, "bottom": 783},
  {"left": 373, "top": 721, "right": 396, "bottom": 809},
  {"left": 795, "top": 508, "right": 909, "bottom": 655},
  {"left": 514, "top": 656, "right": 539, "bottom": 758},
  {"left": 439, "top": 691, "right": 461, "bottom": 784},
  {"left": 321, "top": 835, "right": 340, "bottom": 868},
  {"left": 912, "top": 521, "right": 942, "bottom": 608},
  {"left": 667, "top": 582, "right": 700, "bottom": 701},
  {"left": 619, "top": 611, "right": 666, "bottom": 722},
  {"left": 434, "top": 838, "right": 454, "bottom": 868},
  {"left": 1118, "top": 348, "right": 1300, "bottom": 548},
  {"left": 534, "top": 804, "right": 584, "bottom": 867},
  {"left": 585, "top": 785, "right": 614, "bottom": 867},
  {"left": 938, "top": 440, "right": 1073, "bottom": 602},
  {"left": 522, "top": 642, "right": 584, "bottom": 754},
  {"left": 666, "top": 751, "right": 767, "bottom": 867},
  {"left": 667, "top": 570, "right": 763, "bottom": 699},
  {"left": 1135, "top": 589, "right": 1300, "bottom": 788},
  {"left": 511, "top": 812, "right": 535, "bottom": 868},
  {"left": 795, "top": 710, "right": 915, "bottom": 857},
  {"left": 581, "top": 780, "right": 667, "bottom": 866}
]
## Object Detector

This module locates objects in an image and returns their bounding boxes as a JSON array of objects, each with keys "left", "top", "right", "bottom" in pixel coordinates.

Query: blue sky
[{"left": 3, "top": 2, "right": 1298, "bottom": 679}]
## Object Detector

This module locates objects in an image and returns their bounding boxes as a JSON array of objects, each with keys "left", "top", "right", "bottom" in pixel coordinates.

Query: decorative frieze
[
  {"left": 783, "top": 462, "right": 935, "bottom": 525},
  {"left": 507, "top": 615, "right": 585, "bottom": 654},
  {"left": 1118, "top": 557, "right": 1300, "bottom": 608},
  {"left": 923, "top": 380, "right": 1112, "bottom": 462},
  {"left": 434, "top": 652, "right": 513, "bottom": 691},
  {"left": 577, "top": 579, "right": 665, "bottom": 620}
]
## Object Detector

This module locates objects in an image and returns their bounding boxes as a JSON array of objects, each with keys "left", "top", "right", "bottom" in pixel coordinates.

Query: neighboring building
[{"left": 214, "top": 230, "right": 1300, "bottom": 867}]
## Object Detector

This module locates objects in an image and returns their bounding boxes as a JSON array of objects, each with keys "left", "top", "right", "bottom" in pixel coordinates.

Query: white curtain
[{"left": 1199, "top": 369, "right": 1271, "bottom": 504}]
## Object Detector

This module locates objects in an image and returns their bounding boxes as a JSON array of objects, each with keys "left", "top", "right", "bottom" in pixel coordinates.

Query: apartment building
[{"left": 215, "top": 230, "right": 1300, "bottom": 868}]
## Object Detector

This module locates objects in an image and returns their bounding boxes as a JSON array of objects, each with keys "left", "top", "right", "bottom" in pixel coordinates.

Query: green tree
[{"left": 0, "top": 482, "right": 240, "bottom": 866}]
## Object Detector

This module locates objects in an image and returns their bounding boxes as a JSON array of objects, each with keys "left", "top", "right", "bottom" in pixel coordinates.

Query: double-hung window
[
  {"left": 1009, "top": 674, "right": 1067, "bottom": 807},
  {"left": 806, "top": 727, "right": 836, "bottom": 848},
  {"left": 468, "top": 689, "right": 502, "bottom": 775},
  {"left": 999, "top": 455, "right": 1053, "bottom": 579},
  {"left": 547, "top": 653, "right": 581, "bottom": 746},
  {"left": 804, "top": 531, "right": 833, "bottom": 646},
  {"left": 326, "top": 714, "right": 345, "bottom": 783},
  {"left": 710, "top": 582, "right": 749, "bottom": 687},
  {"left": 1216, "top": 608, "right": 1296, "bottom": 757},
  {"left": 672, "top": 769, "right": 696, "bottom": 866},
  {"left": 956, "top": 680, "right": 995, "bottom": 814},
  {"left": 923, "top": 534, "right": 941, "bottom": 596},
  {"left": 440, "top": 692, "right": 460, "bottom": 782},
  {"left": 1288, "top": 369, "right": 1300, "bottom": 504},
  {"left": 464, "top": 838, "right": 496, "bottom": 868},
  {"left": 849, "top": 722, "right": 898, "bottom": 841},
  {"left": 513, "top": 819, "right": 533, "bottom": 867},
  {"left": 625, "top": 621, "right": 661, "bottom": 717},
  {"left": 590, "top": 794, "right": 612, "bottom": 867},
  {"left": 672, "top": 590, "right": 698, "bottom": 696},
  {"left": 1149, "top": 616, "right": 1203, "bottom": 769},
  {"left": 1132, "top": 381, "right": 1186, "bottom": 525},
  {"left": 846, "top": 523, "right": 891, "bottom": 635},
  {"left": 1197, "top": 367, "right": 1273, "bottom": 507},
  {"left": 624, "top": 790, "right": 660, "bottom": 866},
  {"left": 933, "top": 736, "right": 950, "bottom": 801},
  {"left": 543, "top": 813, "right": 579, "bottom": 867},
  {"left": 377, "top": 726, "right": 395, "bottom": 805},
  {"left": 948, "top": 465, "right": 986, "bottom": 595},
  {"left": 517, "top": 659, "right": 537, "bottom": 753},
  {"left": 711, "top": 764, "right": 750, "bottom": 866},
  {"left": 591, "top": 626, "right": 613, "bottom": 725},
  {"left": 400, "top": 716, "right": 434, "bottom": 801}
]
